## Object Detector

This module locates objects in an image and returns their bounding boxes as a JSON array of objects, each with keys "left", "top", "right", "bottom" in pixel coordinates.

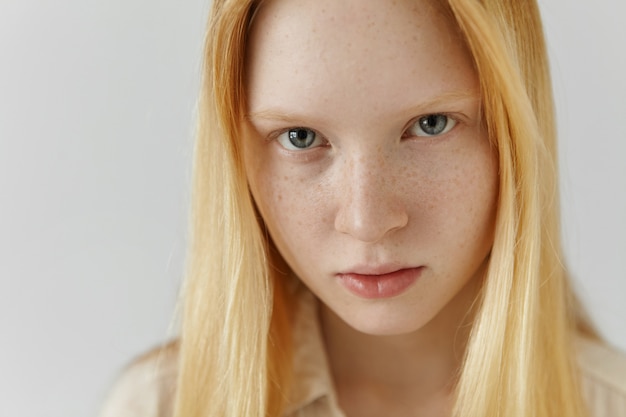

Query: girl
[{"left": 101, "top": 0, "right": 626, "bottom": 416}]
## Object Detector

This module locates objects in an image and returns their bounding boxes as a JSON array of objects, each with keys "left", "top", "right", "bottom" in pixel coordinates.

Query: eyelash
[
  {"left": 273, "top": 113, "right": 458, "bottom": 151},
  {"left": 403, "top": 113, "right": 458, "bottom": 139},
  {"left": 275, "top": 127, "right": 326, "bottom": 151}
]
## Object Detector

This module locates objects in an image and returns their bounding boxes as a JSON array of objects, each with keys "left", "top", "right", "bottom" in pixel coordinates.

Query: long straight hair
[{"left": 174, "top": 0, "right": 591, "bottom": 416}]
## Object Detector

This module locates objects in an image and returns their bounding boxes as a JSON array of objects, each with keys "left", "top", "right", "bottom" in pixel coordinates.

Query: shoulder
[
  {"left": 576, "top": 336, "right": 626, "bottom": 416},
  {"left": 100, "top": 340, "right": 179, "bottom": 417}
]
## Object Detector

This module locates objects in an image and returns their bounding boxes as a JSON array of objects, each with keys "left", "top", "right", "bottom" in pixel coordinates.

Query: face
[{"left": 243, "top": 0, "right": 498, "bottom": 336}]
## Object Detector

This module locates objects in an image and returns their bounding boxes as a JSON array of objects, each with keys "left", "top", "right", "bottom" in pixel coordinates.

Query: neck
[{"left": 319, "top": 275, "right": 481, "bottom": 414}]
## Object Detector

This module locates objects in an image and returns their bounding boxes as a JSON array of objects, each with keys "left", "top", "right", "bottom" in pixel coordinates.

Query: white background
[{"left": 0, "top": 1, "right": 624, "bottom": 416}]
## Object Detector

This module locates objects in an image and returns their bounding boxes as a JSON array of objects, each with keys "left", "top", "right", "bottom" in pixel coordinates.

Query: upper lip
[{"left": 338, "top": 264, "right": 416, "bottom": 276}]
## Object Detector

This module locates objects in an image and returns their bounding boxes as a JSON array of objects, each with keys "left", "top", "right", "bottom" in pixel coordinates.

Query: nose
[{"left": 333, "top": 154, "right": 409, "bottom": 243}]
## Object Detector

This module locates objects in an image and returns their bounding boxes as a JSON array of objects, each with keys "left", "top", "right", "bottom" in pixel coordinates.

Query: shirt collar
[{"left": 284, "top": 287, "right": 340, "bottom": 415}]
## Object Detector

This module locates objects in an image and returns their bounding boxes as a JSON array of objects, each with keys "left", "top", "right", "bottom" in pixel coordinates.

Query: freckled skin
[{"left": 242, "top": 0, "right": 498, "bottom": 336}]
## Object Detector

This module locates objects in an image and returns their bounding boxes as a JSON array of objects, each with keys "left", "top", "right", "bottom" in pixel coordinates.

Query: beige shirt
[{"left": 100, "top": 290, "right": 626, "bottom": 417}]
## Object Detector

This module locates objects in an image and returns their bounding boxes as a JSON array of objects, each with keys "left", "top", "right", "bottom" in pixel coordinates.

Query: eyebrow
[
  {"left": 246, "top": 90, "right": 480, "bottom": 123},
  {"left": 409, "top": 90, "right": 481, "bottom": 111}
]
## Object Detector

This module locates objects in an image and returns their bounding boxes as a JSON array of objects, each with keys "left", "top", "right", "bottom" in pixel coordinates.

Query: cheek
[
  {"left": 246, "top": 151, "right": 330, "bottom": 251},
  {"left": 427, "top": 145, "right": 499, "bottom": 254},
  {"left": 391, "top": 136, "right": 497, "bottom": 255}
]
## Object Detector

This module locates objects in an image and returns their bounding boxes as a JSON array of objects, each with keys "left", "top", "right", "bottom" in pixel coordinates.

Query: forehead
[{"left": 246, "top": 0, "right": 476, "bottom": 124}]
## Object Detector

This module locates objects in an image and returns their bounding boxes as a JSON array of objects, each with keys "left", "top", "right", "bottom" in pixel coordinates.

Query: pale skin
[{"left": 243, "top": 0, "right": 499, "bottom": 416}]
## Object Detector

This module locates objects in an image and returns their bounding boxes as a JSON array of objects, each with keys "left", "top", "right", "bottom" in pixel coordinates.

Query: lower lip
[{"left": 337, "top": 267, "right": 422, "bottom": 299}]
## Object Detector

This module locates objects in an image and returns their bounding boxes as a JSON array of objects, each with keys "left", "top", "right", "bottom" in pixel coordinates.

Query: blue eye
[
  {"left": 277, "top": 128, "right": 322, "bottom": 150},
  {"left": 407, "top": 114, "right": 457, "bottom": 137}
]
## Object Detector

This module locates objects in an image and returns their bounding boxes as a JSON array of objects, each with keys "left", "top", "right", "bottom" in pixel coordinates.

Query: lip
[
  {"left": 339, "top": 264, "right": 408, "bottom": 276},
  {"left": 337, "top": 266, "right": 423, "bottom": 299}
]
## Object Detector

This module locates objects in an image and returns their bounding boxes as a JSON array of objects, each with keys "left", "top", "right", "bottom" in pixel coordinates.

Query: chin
[{"left": 340, "top": 307, "right": 434, "bottom": 337}]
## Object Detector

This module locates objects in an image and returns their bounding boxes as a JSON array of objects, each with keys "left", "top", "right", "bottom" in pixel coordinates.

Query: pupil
[
  {"left": 420, "top": 114, "right": 446, "bottom": 135},
  {"left": 288, "top": 128, "right": 315, "bottom": 148}
]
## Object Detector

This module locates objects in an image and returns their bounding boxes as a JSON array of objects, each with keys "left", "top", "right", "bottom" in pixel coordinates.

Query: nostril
[
  {"left": 334, "top": 192, "right": 408, "bottom": 243},
  {"left": 333, "top": 153, "right": 408, "bottom": 243}
]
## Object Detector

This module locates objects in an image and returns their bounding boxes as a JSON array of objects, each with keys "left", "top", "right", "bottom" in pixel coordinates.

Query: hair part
[
  {"left": 445, "top": 1, "right": 589, "bottom": 415},
  {"left": 175, "top": 1, "right": 592, "bottom": 416},
  {"left": 174, "top": 1, "right": 292, "bottom": 415}
]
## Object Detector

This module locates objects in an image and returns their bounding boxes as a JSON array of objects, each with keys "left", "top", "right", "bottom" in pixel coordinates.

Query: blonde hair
[{"left": 174, "top": 0, "right": 592, "bottom": 416}]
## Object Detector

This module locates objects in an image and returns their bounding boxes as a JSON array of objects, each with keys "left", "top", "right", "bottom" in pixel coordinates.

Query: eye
[
  {"left": 406, "top": 114, "right": 457, "bottom": 137},
  {"left": 276, "top": 128, "right": 324, "bottom": 150}
]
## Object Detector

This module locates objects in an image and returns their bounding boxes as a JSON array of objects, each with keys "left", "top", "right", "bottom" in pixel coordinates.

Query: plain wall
[{"left": 0, "top": 1, "right": 624, "bottom": 416}]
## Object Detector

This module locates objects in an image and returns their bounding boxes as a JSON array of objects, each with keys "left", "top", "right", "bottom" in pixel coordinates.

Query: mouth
[{"left": 336, "top": 266, "right": 423, "bottom": 299}]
